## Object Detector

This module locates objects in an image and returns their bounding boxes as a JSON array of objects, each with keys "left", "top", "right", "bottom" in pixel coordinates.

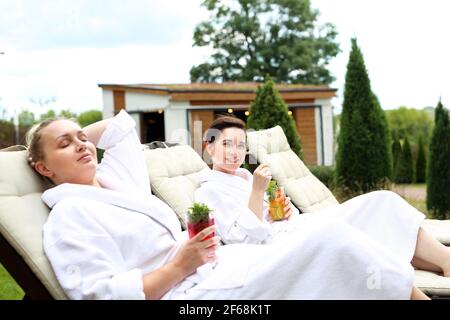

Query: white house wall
[
  {"left": 164, "top": 101, "right": 190, "bottom": 145},
  {"left": 125, "top": 92, "right": 170, "bottom": 112},
  {"left": 102, "top": 90, "right": 114, "bottom": 119},
  {"left": 130, "top": 113, "right": 141, "bottom": 139},
  {"left": 314, "top": 107, "right": 323, "bottom": 166},
  {"left": 316, "top": 99, "right": 334, "bottom": 166}
]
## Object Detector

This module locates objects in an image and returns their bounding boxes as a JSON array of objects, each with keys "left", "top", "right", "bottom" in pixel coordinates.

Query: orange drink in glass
[{"left": 266, "top": 181, "right": 286, "bottom": 221}]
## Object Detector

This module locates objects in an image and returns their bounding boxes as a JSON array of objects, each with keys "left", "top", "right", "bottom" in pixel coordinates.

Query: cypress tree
[
  {"left": 395, "top": 137, "right": 414, "bottom": 183},
  {"left": 427, "top": 101, "right": 450, "bottom": 219},
  {"left": 392, "top": 132, "right": 402, "bottom": 179},
  {"left": 372, "top": 93, "right": 393, "bottom": 180},
  {"left": 415, "top": 135, "right": 427, "bottom": 183},
  {"left": 247, "top": 75, "right": 302, "bottom": 158},
  {"left": 335, "top": 38, "right": 392, "bottom": 193}
]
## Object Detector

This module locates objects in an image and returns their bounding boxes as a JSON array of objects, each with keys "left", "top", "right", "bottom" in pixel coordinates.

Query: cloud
[
  {"left": 0, "top": 0, "right": 214, "bottom": 117},
  {"left": 312, "top": 0, "right": 450, "bottom": 110},
  {"left": 0, "top": 0, "right": 205, "bottom": 50},
  {"left": 0, "top": 42, "right": 213, "bottom": 117}
]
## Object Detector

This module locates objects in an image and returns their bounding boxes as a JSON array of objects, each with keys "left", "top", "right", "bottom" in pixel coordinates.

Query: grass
[
  {"left": 331, "top": 183, "right": 432, "bottom": 218},
  {"left": 0, "top": 263, "right": 24, "bottom": 300},
  {"left": 390, "top": 183, "right": 430, "bottom": 218},
  {"left": 405, "top": 198, "right": 429, "bottom": 217}
]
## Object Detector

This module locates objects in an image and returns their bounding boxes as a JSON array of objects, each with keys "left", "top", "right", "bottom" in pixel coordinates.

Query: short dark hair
[{"left": 204, "top": 115, "right": 246, "bottom": 143}]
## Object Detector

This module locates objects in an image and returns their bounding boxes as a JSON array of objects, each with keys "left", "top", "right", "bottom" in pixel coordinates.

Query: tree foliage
[
  {"left": 0, "top": 108, "right": 103, "bottom": 149},
  {"left": 394, "top": 137, "right": 414, "bottom": 184},
  {"left": 247, "top": 75, "right": 302, "bottom": 158},
  {"left": 335, "top": 38, "right": 392, "bottom": 193},
  {"left": 18, "top": 110, "right": 35, "bottom": 126},
  {"left": 59, "top": 109, "right": 77, "bottom": 119},
  {"left": 39, "top": 110, "right": 57, "bottom": 121},
  {"left": 191, "top": 0, "right": 340, "bottom": 84},
  {"left": 386, "top": 106, "right": 433, "bottom": 146},
  {"left": 427, "top": 101, "right": 450, "bottom": 219},
  {"left": 391, "top": 133, "right": 402, "bottom": 179},
  {"left": 415, "top": 135, "right": 426, "bottom": 183},
  {"left": 78, "top": 110, "right": 103, "bottom": 127}
]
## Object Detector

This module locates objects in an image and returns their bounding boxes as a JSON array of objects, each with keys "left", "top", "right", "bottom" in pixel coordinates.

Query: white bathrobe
[
  {"left": 195, "top": 167, "right": 425, "bottom": 266},
  {"left": 42, "top": 110, "right": 417, "bottom": 300},
  {"left": 195, "top": 168, "right": 304, "bottom": 244}
]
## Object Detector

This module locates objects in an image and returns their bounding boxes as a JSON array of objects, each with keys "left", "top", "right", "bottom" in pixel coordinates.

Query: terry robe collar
[
  {"left": 42, "top": 182, "right": 183, "bottom": 242},
  {"left": 197, "top": 168, "right": 253, "bottom": 194}
]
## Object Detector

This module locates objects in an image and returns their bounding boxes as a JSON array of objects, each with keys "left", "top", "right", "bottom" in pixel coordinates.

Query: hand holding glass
[{"left": 186, "top": 203, "right": 215, "bottom": 239}]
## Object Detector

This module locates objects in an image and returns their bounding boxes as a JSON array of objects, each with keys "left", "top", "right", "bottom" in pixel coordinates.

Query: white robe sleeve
[
  {"left": 195, "top": 185, "right": 273, "bottom": 244},
  {"left": 45, "top": 237, "right": 145, "bottom": 300},
  {"left": 43, "top": 202, "right": 145, "bottom": 300},
  {"left": 96, "top": 110, "right": 151, "bottom": 194}
]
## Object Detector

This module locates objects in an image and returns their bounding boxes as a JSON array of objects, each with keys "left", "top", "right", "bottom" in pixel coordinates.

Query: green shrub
[
  {"left": 395, "top": 137, "right": 414, "bottom": 183},
  {"left": 309, "top": 165, "right": 335, "bottom": 189},
  {"left": 415, "top": 135, "right": 427, "bottom": 183},
  {"left": 391, "top": 133, "right": 402, "bottom": 178}
]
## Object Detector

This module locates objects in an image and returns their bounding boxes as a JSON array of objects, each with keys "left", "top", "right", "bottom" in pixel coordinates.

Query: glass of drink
[
  {"left": 266, "top": 181, "right": 286, "bottom": 221},
  {"left": 186, "top": 202, "right": 215, "bottom": 239}
]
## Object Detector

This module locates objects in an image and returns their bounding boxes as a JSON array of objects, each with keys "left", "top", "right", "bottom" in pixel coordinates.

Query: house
[{"left": 98, "top": 83, "right": 336, "bottom": 166}]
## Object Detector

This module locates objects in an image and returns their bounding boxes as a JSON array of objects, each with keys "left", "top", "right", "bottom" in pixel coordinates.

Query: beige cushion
[
  {"left": 247, "top": 125, "right": 339, "bottom": 213},
  {"left": 415, "top": 270, "right": 450, "bottom": 297},
  {"left": 144, "top": 145, "right": 208, "bottom": 229},
  {"left": 0, "top": 150, "right": 67, "bottom": 299},
  {"left": 422, "top": 219, "right": 450, "bottom": 246}
]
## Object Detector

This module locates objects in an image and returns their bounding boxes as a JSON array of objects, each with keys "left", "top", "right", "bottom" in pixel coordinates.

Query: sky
[{"left": 0, "top": 0, "right": 449, "bottom": 119}]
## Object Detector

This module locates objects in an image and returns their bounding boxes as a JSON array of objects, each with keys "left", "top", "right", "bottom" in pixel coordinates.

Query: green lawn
[
  {"left": 390, "top": 183, "right": 430, "bottom": 218},
  {"left": 0, "top": 263, "right": 24, "bottom": 300},
  {"left": 406, "top": 198, "right": 429, "bottom": 217}
]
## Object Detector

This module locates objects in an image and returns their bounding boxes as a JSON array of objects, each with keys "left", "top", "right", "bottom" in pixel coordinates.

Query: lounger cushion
[
  {"left": 247, "top": 125, "right": 339, "bottom": 213},
  {"left": 144, "top": 145, "right": 208, "bottom": 229},
  {"left": 415, "top": 270, "right": 450, "bottom": 297},
  {"left": 421, "top": 219, "right": 450, "bottom": 246},
  {"left": 0, "top": 150, "right": 67, "bottom": 299}
]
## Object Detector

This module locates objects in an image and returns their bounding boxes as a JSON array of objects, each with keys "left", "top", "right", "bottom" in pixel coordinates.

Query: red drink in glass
[{"left": 187, "top": 216, "right": 215, "bottom": 239}]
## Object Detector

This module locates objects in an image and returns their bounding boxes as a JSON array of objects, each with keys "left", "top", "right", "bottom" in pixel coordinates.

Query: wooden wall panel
[
  {"left": 190, "top": 110, "right": 215, "bottom": 152},
  {"left": 113, "top": 90, "right": 125, "bottom": 114},
  {"left": 294, "top": 108, "right": 317, "bottom": 165}
]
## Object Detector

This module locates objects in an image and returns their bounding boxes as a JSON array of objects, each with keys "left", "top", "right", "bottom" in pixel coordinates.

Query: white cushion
[
  {"left": 144, "top": 145, "right": 208, "bottom": 229},
  {"left": 0, "top": 150, "right": 67, "bottom": 299},
  {"left": 422, "top": 219, "right": 450, "bottom": 246},
  {"left": 247, "top": 125, "right": 339, "bottom": 213},
  {"left": 415, "top": 270, "right": 450, "bottom": 297}
]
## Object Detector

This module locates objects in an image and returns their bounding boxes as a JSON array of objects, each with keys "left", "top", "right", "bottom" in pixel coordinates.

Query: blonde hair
[{"left": 25, "top": 117, "right": 76, "bottom": 167}]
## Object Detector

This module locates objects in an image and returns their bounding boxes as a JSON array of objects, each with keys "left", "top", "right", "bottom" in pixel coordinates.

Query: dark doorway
[{"left": 143, "top": 112, "right": 165, "bottom": 143}]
